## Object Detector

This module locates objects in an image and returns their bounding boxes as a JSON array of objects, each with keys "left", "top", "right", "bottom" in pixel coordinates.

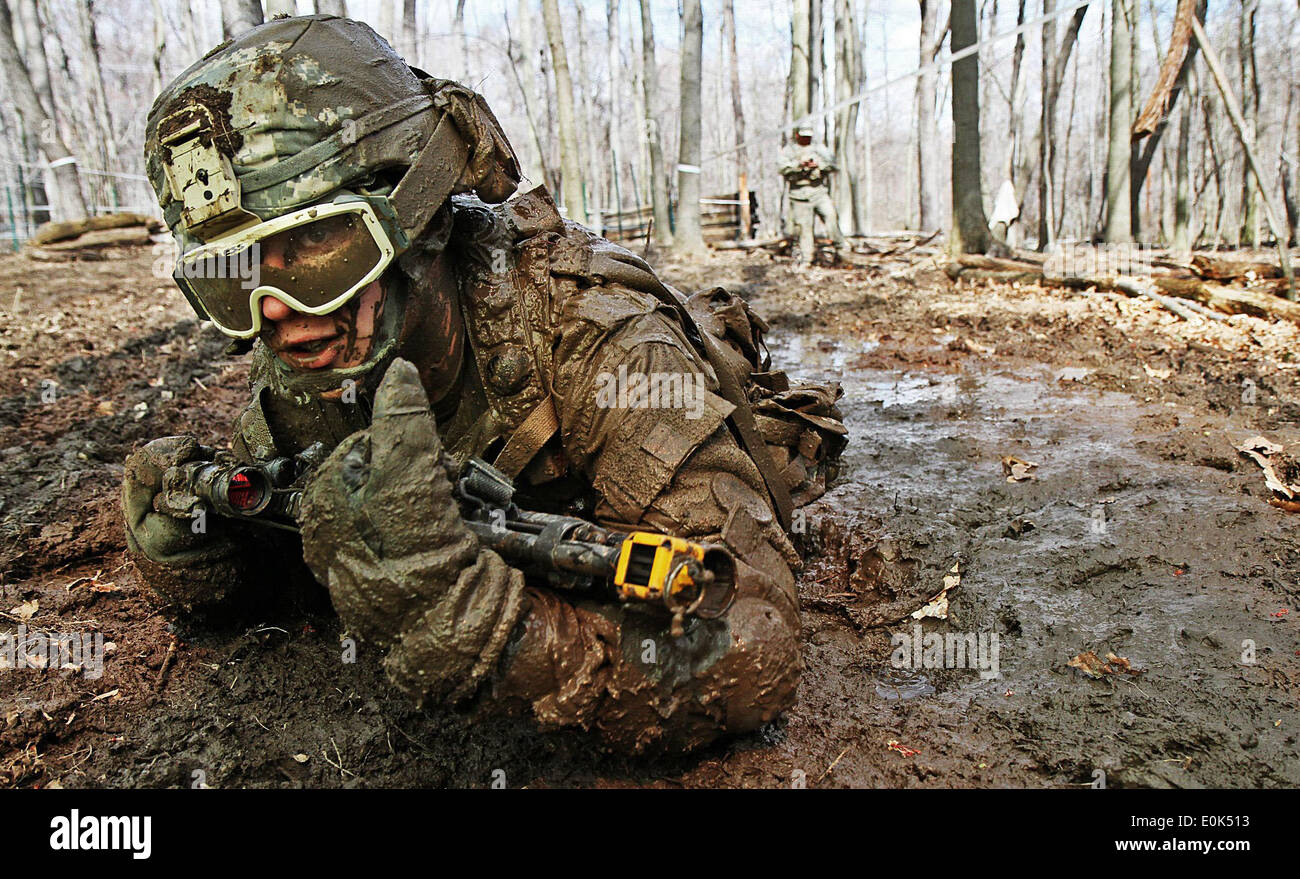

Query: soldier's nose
[{"left": 261, "top": 296, "right": 294, "bottom": 322}]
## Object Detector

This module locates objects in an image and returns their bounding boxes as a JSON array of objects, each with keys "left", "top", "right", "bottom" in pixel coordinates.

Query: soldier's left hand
[{"left": 298, "top": 358, "right": 472, "bottom": 644}]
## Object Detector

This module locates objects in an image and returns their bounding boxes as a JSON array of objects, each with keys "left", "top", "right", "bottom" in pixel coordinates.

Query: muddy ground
[{"left": 1, "top": 242, "right": 1297, "bottom": 788}]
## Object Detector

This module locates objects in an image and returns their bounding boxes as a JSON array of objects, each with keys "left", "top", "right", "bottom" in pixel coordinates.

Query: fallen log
[
  {"left": 35, "top": 226, "right": 153, "bottom": 251},
  {"left": 1191, "top": 254, "right": 1284, "bottom": 281},
  {"left": 29, "top": 212, "right": 160, "bottom": 246}
]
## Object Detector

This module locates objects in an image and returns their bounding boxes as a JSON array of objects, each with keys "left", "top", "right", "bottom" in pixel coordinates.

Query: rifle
[{"left": 159, "top": 449, "right": 737, "bottom": 634}]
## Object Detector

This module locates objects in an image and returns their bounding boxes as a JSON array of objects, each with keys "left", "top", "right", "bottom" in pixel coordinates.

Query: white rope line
[{"left": 702, "top": 0, "right": 1094, "bottom": 165}]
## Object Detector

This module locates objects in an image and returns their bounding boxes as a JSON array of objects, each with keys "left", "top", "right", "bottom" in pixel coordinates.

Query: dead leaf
[
  {"left": 292, "top": 753, "right": 310, "bottom": 763},
  {"left": 89, "top": 689, "right": 119, "bottom": 702},
  {"left": 1068, "top": 650, "right": 1143, "bottom": 678},
  {"left": 1001, "top": 456, "right": 1038, "bottom": 482},
  {"left": 10, "top": 599, "right": 37, "bottom": 621},
  {"left": 911, "top": 562, "right": 960, "bottom": 620},
  {"left": 1237, "top": 435, "right": 1300, "bottom": 502}
]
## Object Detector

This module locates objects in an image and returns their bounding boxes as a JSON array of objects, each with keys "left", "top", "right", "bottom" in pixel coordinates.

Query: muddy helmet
[
  {"left": 144, "top": 14, "right": 519, "bottom": 243},
  {"left": 143, "top": 14, "right": 519, "bottom": 397}
]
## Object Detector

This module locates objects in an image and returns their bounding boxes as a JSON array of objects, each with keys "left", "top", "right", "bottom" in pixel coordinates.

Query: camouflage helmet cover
[{"left": 144, "top": 14, "right": 520, "bottom": 242}]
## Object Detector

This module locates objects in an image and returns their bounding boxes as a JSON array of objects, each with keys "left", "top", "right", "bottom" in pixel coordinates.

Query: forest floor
[{"left": 1, "top": 241, "right": 1298, "bottom": 788}]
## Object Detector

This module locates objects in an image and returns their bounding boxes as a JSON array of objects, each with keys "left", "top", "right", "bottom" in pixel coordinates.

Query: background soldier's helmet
[{"left": 144, "top": 14, "right": 520, "bottom": 247}]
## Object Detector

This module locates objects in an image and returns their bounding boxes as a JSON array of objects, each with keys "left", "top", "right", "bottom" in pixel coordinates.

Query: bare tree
[
  {"left": 915, "top": 0, "right": 946, "bottom": 232},
  {"left": 315, "top": 0, "right": 349, "bottom": 15},
  {"left": 607, "top": 0, "right": 624, "bottom": 215},
  {"left": 723, "top": 0, "right": 750, "bottom": 236},
  {"left": 541, "top": 0, "right": 584, "bottom": 220},
  {"left": 1191, "top": 14, "right": 1294, "bottom": 296},
  {"left": 638, "top": 0, "right": 672, "bottom": 246},
  {"left": 574, "top": 2, "right": 600, "bottom": 228},
  {"left": 77, "top": 1, "right": 121, "bottom": 206},
  {"left": 1172, "top": 67, "right": 1195, "bottom": 253},
  {"left": 505, "top": 0, "right": 548, "bottom": 187},
  {"left": 453, "top": 0, "right": 469, "bottom": 83},
  {"left": 1104, "top": 0, "right": 1134, "bottom": 242},
  {"left": 219, "top": 0, "right": 262, "bottom": 39},
  {"left": 950, "top": 0, "right": 988, "bottom": 253},
  {"left": 0, "top": 0, "right": 86, "bottom": 221},
  {"left": 1037, "top": 0, "right": 1088, "bottom": 248},
  {"left": 674, "top": 0, "right": 706, "bottom": 254},
  {"left": 832, "top": 0, "right": 863, "bottom": 236},
  {"left": 1239, "top": 0, "right": 1260, "bottom": 247},
  {"left": 1130, "top": 0, "right": 1205, "bottom": 239},
  {"left": 791, "top": 0, "right": 811, "bottom": 120}
]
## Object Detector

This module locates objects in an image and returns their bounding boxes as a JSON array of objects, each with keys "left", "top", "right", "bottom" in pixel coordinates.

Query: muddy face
[{"left": 260, "top": 282, "right": 386, "bottom": 372}]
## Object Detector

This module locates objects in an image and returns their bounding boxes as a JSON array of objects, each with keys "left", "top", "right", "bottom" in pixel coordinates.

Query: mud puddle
[{"left": 761, "top": 329, "right": 1300, "bottom": 788}]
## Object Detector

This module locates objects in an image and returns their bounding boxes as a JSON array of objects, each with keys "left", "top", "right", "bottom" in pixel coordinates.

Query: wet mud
[{"left": 1, "top": 246, "right": 1297, "bottom": 787}]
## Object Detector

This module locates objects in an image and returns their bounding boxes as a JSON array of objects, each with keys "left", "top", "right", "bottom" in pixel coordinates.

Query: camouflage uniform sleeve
[
  {"left": 492, "top": 280, "right": 802, "bottom": 753},
  {"left": 777, "top": 146, "right": 801, "bottom": 178}
]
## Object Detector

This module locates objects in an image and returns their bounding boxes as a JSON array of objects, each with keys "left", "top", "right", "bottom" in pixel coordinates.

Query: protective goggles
[{"left": 173, "top": 194, "right": 409, "bottom": 339}]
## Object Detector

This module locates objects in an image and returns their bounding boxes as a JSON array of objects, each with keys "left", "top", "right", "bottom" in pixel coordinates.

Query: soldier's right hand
[{"left": 122, "top": 435, "right": 229, "bottom": 564}]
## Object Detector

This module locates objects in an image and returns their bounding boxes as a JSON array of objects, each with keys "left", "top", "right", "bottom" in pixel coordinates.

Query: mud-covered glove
[
  {"left": 122, "top": 435, "right": 245, "bottom": 610},
  {"left": 299, "top": 358, "right": 527, "bottom": 704}
]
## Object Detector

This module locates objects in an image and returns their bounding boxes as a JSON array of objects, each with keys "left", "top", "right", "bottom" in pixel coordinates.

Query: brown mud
[{"left": 1, "top": 245, "right": 1297, "bottom": 788}]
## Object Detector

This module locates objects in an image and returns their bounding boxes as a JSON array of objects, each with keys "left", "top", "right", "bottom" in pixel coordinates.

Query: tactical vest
[{"left": 233, "top": 186, "right": 845, "bottom": 529}]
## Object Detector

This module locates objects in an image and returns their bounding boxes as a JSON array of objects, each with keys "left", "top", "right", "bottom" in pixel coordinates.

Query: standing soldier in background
[{"left": 778, "top": 126, "right": 849, "bottom": 267}]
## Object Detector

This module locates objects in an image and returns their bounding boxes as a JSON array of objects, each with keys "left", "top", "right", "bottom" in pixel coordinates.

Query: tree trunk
[
  {"left": 1104, "top": 0, "right": 1133, "bottom": 242},
  {"left": 15, "top": 0, "right": 52, "bottom": 224},
  {"left": 401, "top": 0, "right": 419, "bottom": 67},
  {"left": 857, "top": 0, "right": 873, "bottom": 233},
  {"left": 1238, "top": 0, "right": 1260, "bottom": 248},
  {"left": 151, "top": 0, "right": 168, "bottom": 98},
  {"left": 541, "top": 0, "right": 585, "bottom": 221},
  {"left": 607, "top": 0, "right": 624, "bottom": 216},
  {"left": 1032, "top": 0, "right": 1087, "bottom": 248},
  {"left": 723, "top": 0, "right": 750, "bottom": 236},
  {"left": 1173, "top": 68, "right": 1194, "bottom": 254},
  {"left": 915, "top": 0, "right": 943, "bottom": 232},
  {"left": 219, "top": 0, "right": 262, "bottom": 39},
  {"left": 638, "top": 0, "right": 673, "bottom": 246},
  {"left": 315, "top": 1, "right": 349, "bottom": 16},
  {"left": 0, "top": 0, "right": 86, "bottom": 221},
  {"left": 1130, "top": 0, "right": 1206, "bottom": 239},
  {"left": 454, "top": 0, "right": 469, "bottom": 83},
  {"left": 1004, "top": 0, "right": 1027, "bottom": 186},
  {"left": 833, "top": 0, "right": 861, "bottom": 237},
  {"left": 810, "top": 0, "right": 824, "bottom": 141},
  {"left": 574, "top": 3, "right": 601, "bottom": 229},
  {"left": 77, "top": 1, "right": 121, "bottom": 207},
  {"left": 791, "top": 0, "right": 811, "bottom": 120},
  {"left": 674, "top": 0, "right": 706, "bottom": 254},
  {"left": 505, "top": 0, "right": 549, "bottom": 186},
  {"left": 950, "top": 0, "right": 988, "bottom": 254},
  {"left": 1191, "top": 14, "right": 1295, "bottom": 297}
]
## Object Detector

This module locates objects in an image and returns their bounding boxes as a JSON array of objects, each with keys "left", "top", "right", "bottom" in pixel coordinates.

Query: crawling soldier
[{"left": 126, "top": 15, "right": 845, "bottom": 754}]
